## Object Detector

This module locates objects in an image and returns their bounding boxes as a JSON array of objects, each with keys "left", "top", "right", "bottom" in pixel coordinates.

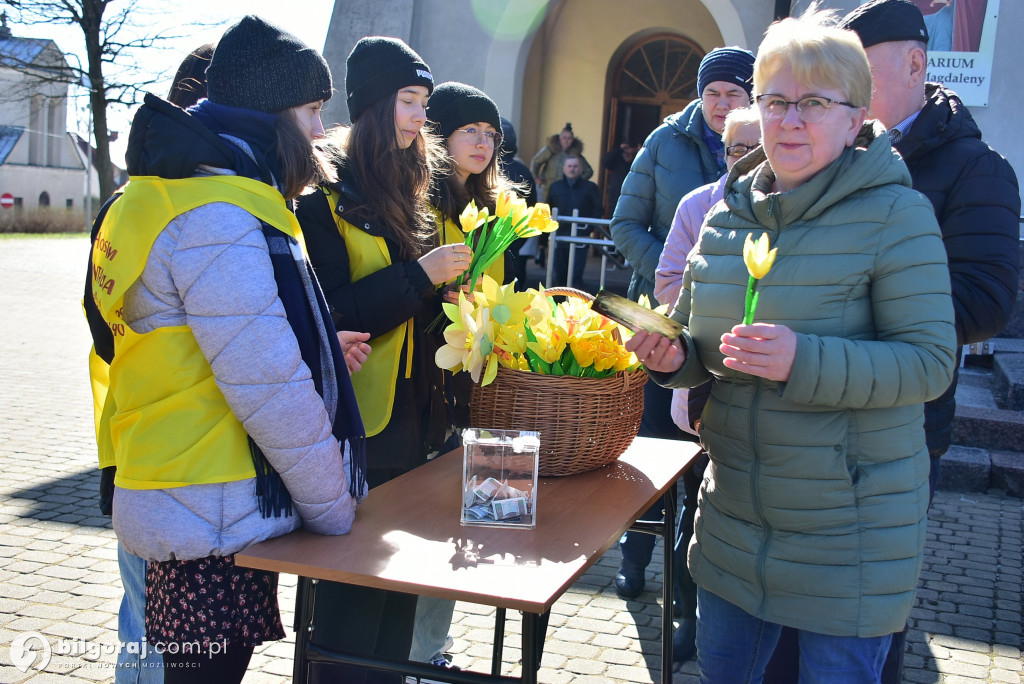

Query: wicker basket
[{"left": 468, "top": 287, "right": 647, "bottom": 477}]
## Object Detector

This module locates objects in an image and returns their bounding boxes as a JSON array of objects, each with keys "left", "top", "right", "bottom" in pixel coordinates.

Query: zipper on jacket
[
  {"left": 769, "top": 194, "right": 782, "bottom": 236},
  {"left": 748, "top": 377, "right": 773, "bottom": 615}
]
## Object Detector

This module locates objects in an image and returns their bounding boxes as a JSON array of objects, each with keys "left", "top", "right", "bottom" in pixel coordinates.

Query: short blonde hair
[
  {"left": 754, "top": 9, "right": 872, "bottom": 109},
  {"left": 723, "top": 106, "right": 761, "bottom": 146}
]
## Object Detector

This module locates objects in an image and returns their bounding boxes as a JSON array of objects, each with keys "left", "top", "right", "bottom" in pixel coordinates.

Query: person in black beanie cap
[
  {"left": 499, "top": 117, "right": 539, "bottom": 289},
  {"left": 404, "top": 82, "right": 514, "bottom": 673},
  {"left": 295, "top": 39, "right": 474, "bottom": 684},
  {"left": 345, "top": 35, "right": 434, "bottom": 122},
  {"left": 91, "top": 14, "right": 365, "bottom": 684}
]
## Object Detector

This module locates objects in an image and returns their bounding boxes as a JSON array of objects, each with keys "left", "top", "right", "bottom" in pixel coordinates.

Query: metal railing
[{"left": 544, "top": 209, "right": 622, "bottom": 290}]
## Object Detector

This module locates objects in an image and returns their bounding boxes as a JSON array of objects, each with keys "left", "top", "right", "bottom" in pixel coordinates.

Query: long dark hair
[
  {"left": 273, "top": 108, "right": 336, "bottom": 201},
  {"left": 324, "top": 92, "right": 444, "bottom": 259},
  {"left": 433, "top": 133, "right": 517, "bottom": 221},
  {"left": 167, "top": 44, "right": 215, "bottom": 108}
]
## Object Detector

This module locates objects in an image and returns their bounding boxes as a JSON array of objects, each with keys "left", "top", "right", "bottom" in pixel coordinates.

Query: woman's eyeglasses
[
  {"left": 755, "top": 94, "right": 858, "bottom": 123},
  {"left": 454, "top": 126, "right": 503, "bottom": 148},
  {"left": 726, "top": 143, "right": 759, "bottom": 158}
]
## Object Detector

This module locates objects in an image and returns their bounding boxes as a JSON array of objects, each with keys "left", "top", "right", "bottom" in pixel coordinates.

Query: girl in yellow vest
[
  {"left": 89, "top": 16, "right": 366, "bottom": 683},
  {"left": 295, "top": 38, "right": 469, "bottom": 684},
  {"left": 404, "top": 81, "right": 513, "bottom": 673}
]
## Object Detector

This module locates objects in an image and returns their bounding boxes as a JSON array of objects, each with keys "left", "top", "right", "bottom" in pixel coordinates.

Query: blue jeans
[
  {"left": 409, "top": 595, "right": 455, "bottom": 662},
  {"left": 697, "top": 588, "right": 891, "bottom": 684},
  {"left": 116, "top": 543, "right": 163, "bottom": 683}
]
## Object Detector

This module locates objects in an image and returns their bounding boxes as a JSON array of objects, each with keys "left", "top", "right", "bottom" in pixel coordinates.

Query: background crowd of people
[{"left": 86, "top": 1, "right": 1018, "bottom": 683}]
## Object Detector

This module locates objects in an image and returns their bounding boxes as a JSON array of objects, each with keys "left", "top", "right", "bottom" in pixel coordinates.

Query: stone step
[
  {"left": 951, "top": 403, "right": 1024, "bottom": 453},
  {"left": 992, "top": 351, "right": 1024, "bottom": 411},
  {"left": 941, "top": 445, "right": 1024, "bottom": 497}
]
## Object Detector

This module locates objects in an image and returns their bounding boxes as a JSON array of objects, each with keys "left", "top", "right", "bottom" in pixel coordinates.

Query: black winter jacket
[
  {"left": 296, "top": 164, "right": 449, "bottom": 473},
  {"left": 897, "top": 84, "right": 1021, "bottom": 456}
]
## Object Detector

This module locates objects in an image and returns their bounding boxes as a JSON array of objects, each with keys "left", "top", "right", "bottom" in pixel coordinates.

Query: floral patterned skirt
[{"left": 145, "top": 554, "right": 285, "bottom": 650}]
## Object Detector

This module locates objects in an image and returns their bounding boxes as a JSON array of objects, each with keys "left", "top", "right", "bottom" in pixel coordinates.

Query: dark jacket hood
[
  {"left": 125, "top": 93, "right": 243, "bottom": 178},
  {"left": 897, "top": 84, "right": 981, "bottom": 162},
  {"left": 546, "top": 134, "right": 585, "bottom": 156}
]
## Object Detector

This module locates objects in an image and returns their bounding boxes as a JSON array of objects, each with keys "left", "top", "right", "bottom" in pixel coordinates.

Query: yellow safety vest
[
  {"left": 323, "top": 188, "right": 413, "bottom": 437},
  {"left": 90, "top": 175, "right": 306, "bottom": 489}
]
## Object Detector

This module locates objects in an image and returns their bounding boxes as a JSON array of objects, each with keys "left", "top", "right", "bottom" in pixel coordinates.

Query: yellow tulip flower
[
  {"left": 495, "top": 189, "right": 514, "bottom": 219},
  {"left": 743, "top": 232, "right": 777, "bottom": 280},
  {"left": 509, "top": 196, "right": 530, "bottom": 226},
  {"left": 741, "top": 232, "right": 778, "bottom": 325},
  {"left": 459, "top": 201, "right": 480, "bottom": 234}
]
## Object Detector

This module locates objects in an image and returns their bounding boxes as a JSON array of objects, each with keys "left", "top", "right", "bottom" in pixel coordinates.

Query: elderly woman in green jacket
[{"left": 627, "top": 10, "right": 956, "bottom": 684}]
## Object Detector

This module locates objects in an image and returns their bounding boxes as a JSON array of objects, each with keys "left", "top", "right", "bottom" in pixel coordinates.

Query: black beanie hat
[
  {"left": 346, "top": 37, "right": 434, "bottom": 121},
  {"left": 206, "top": 15, "right": 332, "bottom": 113},
  {"left": 697, "top": 46, "right": 755, "bottom": 97},
  {"left": 426, "top": 82, "right": 501, "bottom": 140},
  {"left": 840, "top": 0, "right": 929, "bottom": 49}
]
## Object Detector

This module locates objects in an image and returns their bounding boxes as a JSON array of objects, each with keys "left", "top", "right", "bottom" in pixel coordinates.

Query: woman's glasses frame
[
  {"left": 453, "top": 126, "right": 503, "bottom": 148},
  {"left": 755, "top": 94, "right": 858, "bottom": 124},
  {"left": 725, "top": 143, "right": 759, "bottom": 158}
]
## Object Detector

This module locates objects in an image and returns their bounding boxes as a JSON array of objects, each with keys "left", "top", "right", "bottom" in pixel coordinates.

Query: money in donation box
[{"left": 461, "top": 429, "right": 540, "bottom": 529}]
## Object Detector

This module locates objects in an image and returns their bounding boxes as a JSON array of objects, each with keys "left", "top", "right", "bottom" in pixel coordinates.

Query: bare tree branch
[{"left": 3, "top": 0, "right": 209, "bottom": 201}]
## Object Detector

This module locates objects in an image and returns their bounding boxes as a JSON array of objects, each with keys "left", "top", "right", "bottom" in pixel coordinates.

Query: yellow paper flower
[
  {"left": 527, "top": 203, "right": 559, "bottom": 233},
  {"left": 495, "top": 189, "right": 514, "bottom": 219},
  {"left": 509, "top": 195, "right": 530, "bottom": 227},
  {"left": 459, "top": 200, "right": 480, "bottom": 234},
  {"left": 435, "top": 293, "right": 478, "bottom": 372},
  {"left": 743, "top": 232, "right": 777, "bottom": 280},
  {"left": 435, "top": 277, "right": 641, "bottom": 381}
]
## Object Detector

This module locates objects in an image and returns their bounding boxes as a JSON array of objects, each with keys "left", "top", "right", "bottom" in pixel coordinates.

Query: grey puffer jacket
[
  {"left": 610, "top": 100, "right": 724, "bottom": 304},
  {"left": 657, "top": 122, "right": 956, "bottom": 637},
  {"left": 112, "top": 98, "right": 357, "bottom": 562}
]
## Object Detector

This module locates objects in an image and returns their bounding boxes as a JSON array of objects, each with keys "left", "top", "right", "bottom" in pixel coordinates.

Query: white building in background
[
  {"left": 0, "top": 17, "right": 88, "bottom": 212},
  {"left": 322, "top": 0, "right": 1023, "bottom": 211}
]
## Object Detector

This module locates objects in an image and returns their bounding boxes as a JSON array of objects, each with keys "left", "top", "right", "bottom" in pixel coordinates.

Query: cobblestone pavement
[{"left": 0, "top": 235, "right": 1021, "bottom": 683}]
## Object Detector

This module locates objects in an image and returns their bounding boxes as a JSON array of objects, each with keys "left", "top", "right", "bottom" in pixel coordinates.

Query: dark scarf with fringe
[{"left": 256, "top": 225, "right": 367, "bottom": 516}]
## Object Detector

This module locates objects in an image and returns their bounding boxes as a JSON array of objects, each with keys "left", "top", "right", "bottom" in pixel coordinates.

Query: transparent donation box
[{"left": 461, "top": 429, "right": 540, "bottom": 529}]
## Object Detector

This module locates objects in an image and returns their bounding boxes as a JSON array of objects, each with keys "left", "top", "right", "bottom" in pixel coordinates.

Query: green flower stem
[{"left": 742, "top": 275, "right": 759, "bottom": 325}]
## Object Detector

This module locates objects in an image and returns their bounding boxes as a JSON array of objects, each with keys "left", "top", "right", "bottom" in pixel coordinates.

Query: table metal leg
[
  {"left": 520, "top": 610, "right": 549, "bottom": 684},
  {"left": 491, "top": 607, "right": 506, "bottom": 676},
  {"left": 292, "top": 577, "right": 317, "bottom": 684},
  {"left": 662, "top": 485, "right": 676, "bottom": 684}
]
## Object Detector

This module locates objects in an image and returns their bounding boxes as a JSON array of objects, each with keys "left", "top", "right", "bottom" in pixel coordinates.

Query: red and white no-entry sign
[{"left": 0, "top": 193, "right": 13, "bottom": 209}]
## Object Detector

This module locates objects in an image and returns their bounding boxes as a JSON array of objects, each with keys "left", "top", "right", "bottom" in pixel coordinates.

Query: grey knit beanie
[
  {"left": 346, "top": 37, "right": 434, "bottom": 121},
  {"left": 206, "top": 15, "right": 332, "bottom": 113}
]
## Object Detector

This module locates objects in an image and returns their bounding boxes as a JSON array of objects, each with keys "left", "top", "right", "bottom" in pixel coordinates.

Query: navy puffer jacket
[
  {"left": 610, "top": 100, "right": 724, "bottom": 303},
  {"left": 897, "top": 84, "right": 1021, "bottom": 456}
]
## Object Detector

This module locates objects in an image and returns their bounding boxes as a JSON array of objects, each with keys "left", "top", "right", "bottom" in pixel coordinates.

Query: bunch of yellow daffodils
[
  {"left": 435, "top": 275, "right": 640, "bottom": 386},
  {"left": 456, "top": 191, "right": 559, "bottom": 287}
]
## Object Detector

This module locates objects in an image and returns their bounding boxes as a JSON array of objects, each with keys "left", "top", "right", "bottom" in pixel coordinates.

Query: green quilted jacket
[{"left": 659, "top": 122, "right": 956, "bottom": 637}]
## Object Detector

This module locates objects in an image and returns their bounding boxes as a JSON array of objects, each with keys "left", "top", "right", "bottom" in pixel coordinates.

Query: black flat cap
[{"left": 840, "top": 0, "right": 929, "bottom": 48}]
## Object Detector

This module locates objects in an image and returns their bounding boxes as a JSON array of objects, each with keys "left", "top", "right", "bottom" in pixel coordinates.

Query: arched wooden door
[{"left": 603, "top": 34, "right": 704, "bottom": 213}]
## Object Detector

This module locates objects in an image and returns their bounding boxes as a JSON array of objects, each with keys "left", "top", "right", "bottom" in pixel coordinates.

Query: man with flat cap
[{"left": 761, "top": 3, "right": 1020, "bottom": 682}]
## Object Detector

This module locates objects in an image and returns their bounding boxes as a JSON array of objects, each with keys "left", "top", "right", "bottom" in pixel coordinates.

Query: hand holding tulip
[
  {"left": 720, "top": 323, "right": 796, "bottom": 381},
  {"left": 624, "top": 330, "right": 686, "bottom": 373}
]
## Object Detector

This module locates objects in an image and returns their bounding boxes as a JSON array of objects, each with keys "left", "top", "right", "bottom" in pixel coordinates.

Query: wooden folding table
[{"left": 237, "top": 436, "right": 701, "bottom": 683}]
